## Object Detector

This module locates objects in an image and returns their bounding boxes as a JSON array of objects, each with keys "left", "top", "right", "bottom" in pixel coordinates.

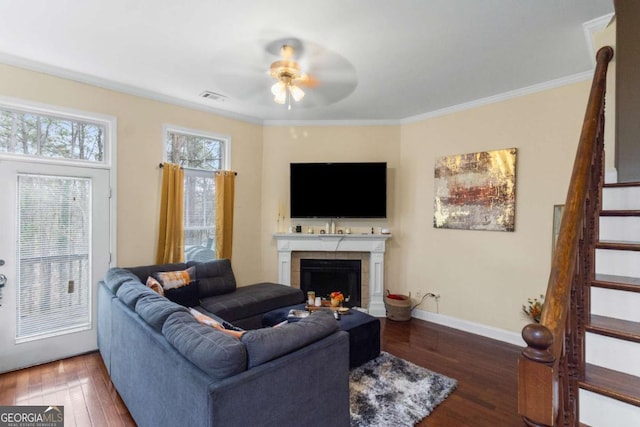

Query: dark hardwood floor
[
  {"left": 381, "top": 318, "right": 524, "bottom": 426},
  {"left": 0, "top": 317, "right": 524, "bottom": 426}
]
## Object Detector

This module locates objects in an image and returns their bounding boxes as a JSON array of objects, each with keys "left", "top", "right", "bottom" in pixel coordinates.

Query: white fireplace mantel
[{"left": 273, "top": 233, "right": 392, "bottom": 316}]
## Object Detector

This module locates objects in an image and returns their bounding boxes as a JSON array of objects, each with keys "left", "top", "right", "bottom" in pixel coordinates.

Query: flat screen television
[{"left": 290, "top": 162, "right": 387, "bottom": 218}]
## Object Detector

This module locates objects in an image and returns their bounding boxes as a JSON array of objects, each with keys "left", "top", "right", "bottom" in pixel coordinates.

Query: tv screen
[{"left": 290, "top": 162, "right": 387, "bottom": 218}]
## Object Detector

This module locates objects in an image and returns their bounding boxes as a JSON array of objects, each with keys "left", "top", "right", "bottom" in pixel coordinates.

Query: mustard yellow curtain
[
  {"left": 215, "top": 171, "right": 236, "bottom": 260},
  {"left": 156, "top": 163, "right": 185, "bottom": 264}
]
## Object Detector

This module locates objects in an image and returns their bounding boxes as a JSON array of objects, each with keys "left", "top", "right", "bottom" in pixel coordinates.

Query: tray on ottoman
[{"left": 262, "top": 303, "right": 380, "bottom": 368}]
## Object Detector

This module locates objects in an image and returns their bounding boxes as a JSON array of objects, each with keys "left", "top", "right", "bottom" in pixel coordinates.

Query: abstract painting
[{"left": 433, "top": 148, "right": 517, "bottom": 231}]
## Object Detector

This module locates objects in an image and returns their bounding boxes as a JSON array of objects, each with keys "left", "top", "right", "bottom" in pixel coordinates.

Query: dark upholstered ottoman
[{"left": 262, "top": 304, "right": 380, "bottom": 368}]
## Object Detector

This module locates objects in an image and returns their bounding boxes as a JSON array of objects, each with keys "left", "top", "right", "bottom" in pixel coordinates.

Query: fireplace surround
[{"left": 273, "top": 233, "right": 391, "bottom": 316}]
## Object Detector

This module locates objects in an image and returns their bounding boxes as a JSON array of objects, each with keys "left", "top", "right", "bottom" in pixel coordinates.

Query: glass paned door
[
  {"left": 17, "top": 175, "right": 91, "bottom": 341},
  {"left": 0, "top": 160, "right": 110, "bottom": 373}
]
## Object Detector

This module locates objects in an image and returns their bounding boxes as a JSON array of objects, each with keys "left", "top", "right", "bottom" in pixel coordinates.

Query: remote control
[{"left": 222, "top": 321, "right": 244, "bottom": 332}]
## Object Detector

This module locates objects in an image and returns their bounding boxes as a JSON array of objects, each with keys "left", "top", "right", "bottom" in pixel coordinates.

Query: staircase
[
  {"left": 516, "top": 46, "right": 638, "bottom": 427},
  {"left": 579, "top": 182, "right": 640, "bottom": 426}
]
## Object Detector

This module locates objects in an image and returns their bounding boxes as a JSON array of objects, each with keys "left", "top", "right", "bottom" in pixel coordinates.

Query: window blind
[{"left": 16, "top": 174, "right": 91, "bottom": 342}]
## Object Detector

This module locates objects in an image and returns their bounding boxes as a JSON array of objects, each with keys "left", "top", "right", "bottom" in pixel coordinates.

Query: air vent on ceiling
[{"left": 199, "top": 91, "right": 227, "bottom": 101}]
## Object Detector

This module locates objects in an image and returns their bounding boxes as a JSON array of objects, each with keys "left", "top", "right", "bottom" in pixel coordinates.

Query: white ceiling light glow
[{"left": 269, "top": 45, "right": 306, "bottom": 110}]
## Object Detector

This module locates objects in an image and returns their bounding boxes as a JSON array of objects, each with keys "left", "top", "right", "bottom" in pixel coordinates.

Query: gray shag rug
[{"left": 350, "top": 352, "right": 457, "bottom": 426}]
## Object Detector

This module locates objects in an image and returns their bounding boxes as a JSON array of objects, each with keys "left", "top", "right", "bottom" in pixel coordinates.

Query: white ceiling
[{"left": 0, "top": 0, "right": 614, "bottom": 124}]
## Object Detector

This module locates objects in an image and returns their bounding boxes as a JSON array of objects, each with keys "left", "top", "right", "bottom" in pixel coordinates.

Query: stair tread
[
  {"left": 596, "top": 240, "right": 640, "bottom": 251},
  {"left": 587, "top": 314, "right": 640, "bottom": 343},
  {"left": 593, "top": 274, "right": 640, "bottom": 292},
  {"left": 594, "top": 273, "right": 640, "bottom": 286},
  {"left": 580, "top": 364, "right": 640, "bottom": 407},
  {"left": 604, "top": 182, "right": 640, "bottom": 188},
  {"left": 600, "top": 209, "right": 640, "bottom": 217}
]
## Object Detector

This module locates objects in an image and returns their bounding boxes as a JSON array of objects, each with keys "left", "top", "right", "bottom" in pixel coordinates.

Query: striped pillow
[{"left": 153, "top": 266, "right": 196, "bottom": 290}]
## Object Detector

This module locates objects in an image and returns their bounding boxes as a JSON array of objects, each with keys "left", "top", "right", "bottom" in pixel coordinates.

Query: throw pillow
[
  {"left": 189, "top": 307, "right": 221, "bottom": 327},
  {"left": 152, "top": 266, "right": 196, "bottom": 290},
  {"left": 189, "top": 308, "right": 245, "bottom": 334},
  {"left": 146, "top": 276, "right": 164, "bottom": 296},
  {"left": 165, "top": 280, "right": 199, "bottom": 307}
]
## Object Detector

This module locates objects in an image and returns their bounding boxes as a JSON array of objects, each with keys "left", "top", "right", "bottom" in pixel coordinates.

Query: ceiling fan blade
[{"left": 294, "top": 74, "right": 319, "bottom": 88}]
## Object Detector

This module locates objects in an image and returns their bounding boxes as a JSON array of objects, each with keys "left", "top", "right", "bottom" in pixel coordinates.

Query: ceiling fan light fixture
[
  {"left": 289, "top": 84, "right": 305, "bottom": 102},
  {"left": 269, "top": 44, "right": 308, "bottom": 108},
  {"left": 271, "top": 81, "right": 285, "bottom": 96},
  {"left": 273, "top": 88, "right": 287, "bottom": 104}
]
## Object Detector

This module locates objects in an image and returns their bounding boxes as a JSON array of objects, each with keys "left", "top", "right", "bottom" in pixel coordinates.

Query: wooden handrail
[
  {"left": 539, "top": 45, "right": 613, "bottom": 359},
  {"left": 518, "top": 46, "right": 614, "bottom": 426}
]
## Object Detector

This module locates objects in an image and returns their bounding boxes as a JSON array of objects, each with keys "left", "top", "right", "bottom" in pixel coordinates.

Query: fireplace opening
[{"left": 300, "top": 259, "right": 361, "bottom": 308}]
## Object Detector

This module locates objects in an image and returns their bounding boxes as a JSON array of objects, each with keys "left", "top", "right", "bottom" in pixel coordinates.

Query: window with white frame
[
  {"left": 165, "top": 126, "right": 229, "bottom": 262},
  {"left": 0, "top": 106, "right": 106, "bottom": 163}
]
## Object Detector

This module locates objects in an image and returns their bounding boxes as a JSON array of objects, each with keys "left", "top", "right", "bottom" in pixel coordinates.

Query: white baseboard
[{"left": 411, "top": 308, "right": 526, "bottom": 347}]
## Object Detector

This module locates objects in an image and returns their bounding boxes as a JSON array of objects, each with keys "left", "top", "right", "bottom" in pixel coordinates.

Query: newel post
[{"left": 518, "top": 323, "right": 558, "bottom": 427}]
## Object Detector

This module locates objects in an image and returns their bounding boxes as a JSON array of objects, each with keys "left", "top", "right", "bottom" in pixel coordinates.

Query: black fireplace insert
[{"left": 300, "top": 259, "right": 361, "bottom": 307}]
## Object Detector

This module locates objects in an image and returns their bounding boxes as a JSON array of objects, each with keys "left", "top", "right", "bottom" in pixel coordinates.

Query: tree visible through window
[
  {"left": 0, "top": 108, "right": 105, "bottom": 162},
  {"left": 166, "top": 128, "right": 227, "bottom": 262}
]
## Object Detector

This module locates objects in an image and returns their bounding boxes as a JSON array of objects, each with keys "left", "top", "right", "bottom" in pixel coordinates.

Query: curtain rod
[{"left": 158, "top": 163, "right": 237, "bottom": 175}]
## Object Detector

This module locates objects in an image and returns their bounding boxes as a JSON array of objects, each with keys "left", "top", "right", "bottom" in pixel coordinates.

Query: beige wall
[
  {"left": 1, "top": 61, "right": 594, "bottom": 334},
  {"left": 0, "top": 64, "right": 264, "bottom": 285},
  {"left": 399, "top": 81, "right": 590, "bottom": 332},
  {"left": 260, "top": 126, "right": 401, "bottom": 284}
]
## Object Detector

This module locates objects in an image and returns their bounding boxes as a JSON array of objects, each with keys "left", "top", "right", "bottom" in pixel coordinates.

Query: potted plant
[
  {"left": 330, "top": 291, "right": 344, "bottom": 307},
  {"left": 522, "top": 294, "right": 544, "bottom": 323}
]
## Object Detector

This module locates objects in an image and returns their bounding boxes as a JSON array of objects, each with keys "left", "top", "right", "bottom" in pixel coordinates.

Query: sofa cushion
[
  {"left": 162, "top": 311, "right": 247, "bottom": 380},
  {"left": 116, "top": 281, "right": 158, "bottom": 310},
  {"left": 164, "top": 281, "right": 200, "bottom": 307},
  {"left": 103, "top": 268, "right": 140, "bottom": 294},
  {"left": 198, "top": 282, "right": 304, "bottom": 323},
  {"left": 187, "top": 259, "right": 237, "bottom": 298},
  {"left": 241, "top": 310, "right": 339, "bottom": 368},
  {"left": 135, "top": 294, "right": 188, "bottom": 332},
  {"left": 125, "top": 262, "right": 188, "bottom": 282},
  {"left": 152, "top": 266, "right": 196, "bottom": 290}
]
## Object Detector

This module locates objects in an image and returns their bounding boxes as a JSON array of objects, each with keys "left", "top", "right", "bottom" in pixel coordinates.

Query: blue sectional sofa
[{"left": 97, "top": 259, "right": 350, "bottom": 427}]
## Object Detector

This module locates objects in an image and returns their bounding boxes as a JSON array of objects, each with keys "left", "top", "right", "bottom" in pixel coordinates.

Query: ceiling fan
[
  {"left": 207, "top": 37, "right": 357, "bottom": 111},
  {"left": 269, "top": 44, "right": 313, "bottom": 109}
]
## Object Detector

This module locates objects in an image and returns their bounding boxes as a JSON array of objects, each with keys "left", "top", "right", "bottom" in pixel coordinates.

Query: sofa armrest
[
  {"left": 97, "top": 281, "right": 115, "bottom": 373},
  {"left": 206, "top": 331, "right": 350, "bottom": 427}
]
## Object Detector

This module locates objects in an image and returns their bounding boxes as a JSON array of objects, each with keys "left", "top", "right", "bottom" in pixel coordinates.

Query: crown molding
[
  {"left": 262, "top": 118, "right": 401, "bottom": 127},
  {"left": 583, "top": 13, "right": 615, "bottom": 67},
  {"left": 400, "top": 70, "right": 593, "bottom": 125},
  {"left": 0, "top": 52, "right": 263, "bottom": 125},
  {"left": 0, "top": 51, "right": 597, "bottom": 128}
]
